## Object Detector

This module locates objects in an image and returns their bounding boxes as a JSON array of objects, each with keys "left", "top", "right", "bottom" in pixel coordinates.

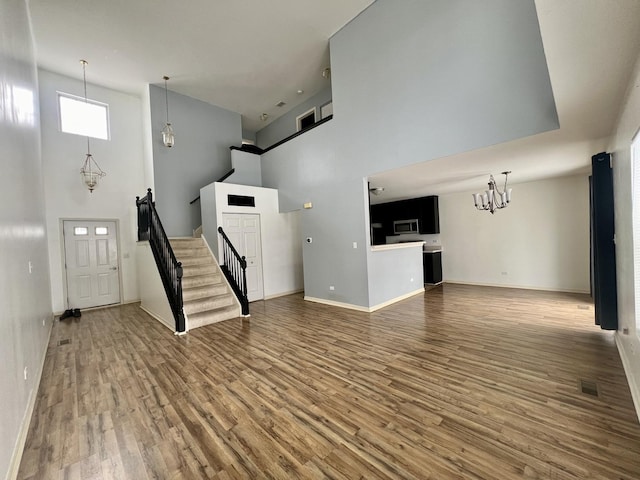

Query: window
[
  {"left": 74, "top": 227, "right": 88, "bottom": 236},
  {"left": 58, "top": 92, "right": 109, "bottom": 140},
  {"left": 296, "top": 107, "right": 316, "bottom": 132}
]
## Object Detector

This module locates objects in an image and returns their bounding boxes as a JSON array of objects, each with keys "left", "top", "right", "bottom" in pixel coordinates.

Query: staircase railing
[
  {"left": 217, "top": 226, "right": 249, "bottom": 316},
  {"left": 136, "top": 188, "right": 186, "bottom": 333}
]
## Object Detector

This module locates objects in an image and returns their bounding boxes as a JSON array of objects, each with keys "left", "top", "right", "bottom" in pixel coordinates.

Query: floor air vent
[
  {"left": 58, "top": 339, "right": 71, "bottom": 346},
  {"left": 579, "top": 379, "right": 599, "bottom": 397}
]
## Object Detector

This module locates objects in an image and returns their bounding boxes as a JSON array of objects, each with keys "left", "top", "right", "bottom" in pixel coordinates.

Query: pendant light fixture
[
  {"left": 472, "top": 171, "right": 512, "bottom": 214},
  {"left": 78, "top": 60, "right": 106, "bottom": 193},
  {"left": 161, "top": 76, "right": 175, "bottom": 147}
]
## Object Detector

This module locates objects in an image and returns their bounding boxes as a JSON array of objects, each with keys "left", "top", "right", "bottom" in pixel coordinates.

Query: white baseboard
[
  {"left": 444, "top": 280, "right": 590, "bottom": 294},
  {"left": 264, "top": 289, "right": 303, "bottom": 300},
  {"left": 8, "top": 313, "right": 53, "bottom": 480},
  {"left": 615, "top": 333, "right": 640, "bottom": 423},
  {"left": 369, "top": 288, "right": 425, "bottom": 312},
  {"left": 305, "top": 287, "right": 425, "bottom": 313},
  {"left": 304, "top": 296, "right": 371, "bottom": 312}
]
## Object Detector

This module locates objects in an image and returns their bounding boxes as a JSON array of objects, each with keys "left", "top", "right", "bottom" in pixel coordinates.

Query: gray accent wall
[
  {"left": 150, "top": 85, "right": 242, "bottom": 236},
  {"left": 0, "top": 1, "right": 54, "bottom": 477},
  {"left": 255, "top": 87, "right": 332, "bottom": 149},
  {"left": 261, "top": 0, "right": 559, "bottom": 308}
]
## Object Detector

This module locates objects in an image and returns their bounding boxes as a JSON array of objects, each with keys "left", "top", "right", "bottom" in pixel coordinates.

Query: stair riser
[
  {"left": 184, "top": 295, "right": 234, "bottom": 315},
  {"left": 183, "top": 284, "right": 228, "bottom": 301},
  {"left": 182, "top": 274, "right": 222, "bottom": 288},
  {"left": 179, "top": 256, "right": 215, "bottom": 267},
  {"left": 182, "top": 265, "right": 218, "bottom": 277},
  {"left": 173, "top": 246, "right": 209, "bottom": 256},
  {"left": 187, "top": 306, "right": 240, "bottom": 330}
]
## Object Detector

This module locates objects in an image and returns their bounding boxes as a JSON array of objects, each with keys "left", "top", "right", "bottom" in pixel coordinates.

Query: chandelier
[
  {"left": 78, "top": 60, "right": 106, "bottom": 193},
  {"left": 161, "top": 76, "right": 175, "bottom": 147},
  {"left": 472, "top": 171, "right": 512, "bottom": 214}
]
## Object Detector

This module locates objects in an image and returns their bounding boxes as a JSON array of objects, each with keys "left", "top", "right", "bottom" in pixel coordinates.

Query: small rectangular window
[
  {"left": 296, "top": 107, "right": 316, "bottom": 132},
  {"left": 95, "top": 227, "right": 108, "bottom": 235},
  {"left": 74, "top": 227, "right": 88, "bottom": 236},
  {"left": 58, "top": 92, "right": 109, "bottom": 140}
]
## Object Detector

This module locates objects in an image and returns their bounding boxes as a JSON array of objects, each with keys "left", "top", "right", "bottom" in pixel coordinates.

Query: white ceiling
[
  {"left": 28, "top": 0, "right": 640, "bottom": 199},
  {"left": 28, "top": 0, "right": 373, "bottom": 132}
]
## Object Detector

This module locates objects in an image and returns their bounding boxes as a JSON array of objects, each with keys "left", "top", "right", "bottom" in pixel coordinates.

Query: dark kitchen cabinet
[
  {"left": 423, "top": 251, "right": 442, "bottom": 284},
  {"left": 416, "top": 196, "right": 439, "bottom": 234},
  {"left": 370, "top": 202, "right": 394, "bottom": 236},
  {"left": 371, "top": 195, "right": 439, "bottom": 235}
]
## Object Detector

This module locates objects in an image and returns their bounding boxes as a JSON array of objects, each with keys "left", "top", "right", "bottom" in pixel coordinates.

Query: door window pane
[
  {"left": 95, "top": 226, "right": 108, "bottom": 235},
  {"left": 74, "top": 227, "right": 88, "bottom": 236}
]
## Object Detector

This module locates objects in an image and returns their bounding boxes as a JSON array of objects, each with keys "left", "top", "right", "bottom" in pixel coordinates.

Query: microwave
[{"left": 393, "top": 219, "right": 419, "bottom": 235}]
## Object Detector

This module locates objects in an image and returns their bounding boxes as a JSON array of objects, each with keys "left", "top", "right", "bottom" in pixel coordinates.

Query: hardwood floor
[{"left": 17, "top": 284, "right": 640, "bottom": 479}]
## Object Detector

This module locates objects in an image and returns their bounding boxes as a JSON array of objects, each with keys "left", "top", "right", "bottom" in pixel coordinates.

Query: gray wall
[
  {"left": 256, "top": 87, "right": 332, "bottom": 149},
  {"left": 226, "top": 149, "right": 262, "bottom": 187},
  {"left": 0, "top": 1, "right": 54, "bottom": 477},
  {"left": 261, "top": 0, "right": 559, "bottom": 308},
  {"left": 150, "top": 85, "right": 242, "bottom": 236}
]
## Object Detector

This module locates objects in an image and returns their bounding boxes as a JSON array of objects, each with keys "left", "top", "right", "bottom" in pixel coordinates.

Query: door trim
[{"left": 59, "top": 218, "right": 123, "bottom": 310}]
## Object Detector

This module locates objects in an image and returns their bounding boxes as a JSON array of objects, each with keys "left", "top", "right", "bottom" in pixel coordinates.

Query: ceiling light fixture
[
  {"left": 260, "top": 113, "right": 269, "bottom": 121},
  {"left": 472, "top": 171, "right": 512, "bottom": 214},
  {"left": 297, "top": 89, "right": 304, "bottom": 95},
  {"left": 161, "top": 76, "right": 175, "bottom": 147},
  {"left": 78, "top": 60, "right": 106, "bottom": 193},
  {"left": 322, "top": 67, "right": 331, "bottom": 79},
  {"left": 369, "top": 186, "right": 385, "bottom": 195}
]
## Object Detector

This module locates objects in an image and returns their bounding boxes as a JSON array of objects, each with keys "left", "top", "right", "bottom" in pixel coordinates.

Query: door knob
[{"left": 110, "top": 266, "right": 118, "bottom": 271}]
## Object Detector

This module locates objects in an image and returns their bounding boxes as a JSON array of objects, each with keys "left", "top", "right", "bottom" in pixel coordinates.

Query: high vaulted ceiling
[
  {"left": 28, "top": 0, "right": 640, "bottom": 200},
  {"left": 28, "top": 0, "right": 373, "bottom": 132}
]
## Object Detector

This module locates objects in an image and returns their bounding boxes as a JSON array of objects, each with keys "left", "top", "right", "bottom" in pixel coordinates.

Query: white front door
[
  {"left": 63, "top": 220, "right": 121, "bottom": 309},
  {"left": 222, "top": 213, "right": 264, "bottom": 301}
]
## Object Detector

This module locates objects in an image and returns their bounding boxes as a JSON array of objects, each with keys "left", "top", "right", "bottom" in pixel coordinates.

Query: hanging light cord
[
  {"left": 81, "top": 59, "right": 91, "bottom": 156},
  {"left": 164, "top": 76, "right": 170, "bottom": 124}
]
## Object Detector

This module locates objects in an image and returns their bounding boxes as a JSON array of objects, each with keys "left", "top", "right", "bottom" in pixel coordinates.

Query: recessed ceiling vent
[{"left": 276, "top": 101, "right": 286, "bottom": 107}]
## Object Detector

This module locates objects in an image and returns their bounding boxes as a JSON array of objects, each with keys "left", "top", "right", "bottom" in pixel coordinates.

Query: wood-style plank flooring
[{"left": 18, "top": 284, "right": 640, "bottom": 479}]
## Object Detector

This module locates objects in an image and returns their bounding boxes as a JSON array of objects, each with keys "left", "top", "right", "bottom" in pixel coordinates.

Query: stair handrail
[
  {"left": 217, "top": 226, "right": 249, "bottom": 316},
  {"left": 136, "top": 188, "right": 186, "bottom": 333}
]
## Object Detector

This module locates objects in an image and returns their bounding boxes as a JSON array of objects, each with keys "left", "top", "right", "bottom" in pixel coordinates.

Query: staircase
[{"left": 169, "top": 237, "right": 240, "bottom": 330}]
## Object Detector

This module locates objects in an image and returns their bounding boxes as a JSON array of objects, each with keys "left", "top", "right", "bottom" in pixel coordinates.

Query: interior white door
[
  {"left": 222, "top": 213, "right": 264, "bottom": 301},
  {"left": 63, "top": 220, "right": 120, "bottom": 309}
]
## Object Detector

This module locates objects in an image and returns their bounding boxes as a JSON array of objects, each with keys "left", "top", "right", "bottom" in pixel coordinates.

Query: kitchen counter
[
  {"left": 423, "top": 246, "right": 443, "bottom": 253},
  {"left": 371, "top": 241, "right": 425, "bottom": 252}
]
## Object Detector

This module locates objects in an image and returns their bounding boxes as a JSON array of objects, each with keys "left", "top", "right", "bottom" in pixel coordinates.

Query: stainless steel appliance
[{"left": 393, "top": 219, "right": 419, "bottom": 235}]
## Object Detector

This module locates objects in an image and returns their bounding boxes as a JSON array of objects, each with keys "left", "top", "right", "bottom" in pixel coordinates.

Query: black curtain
[{"left": 590, "top": 152, "right": 618, "bottom": 330}]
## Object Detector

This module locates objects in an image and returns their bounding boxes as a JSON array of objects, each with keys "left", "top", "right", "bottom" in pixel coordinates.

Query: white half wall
[
  {"left": 610, "top": 51, "right": 640, "bottom": 419},
  {"left": 440, "top": 174, "right": 590, "bottom": 293},
  {"left": 201, "top": 182, "right": 303, "bottom": 299},
  {"left": 136, "top": 242, "right": 174, "bottom": 331},
  {"left": 39, "top": 69, "right": 146, "bottom": 313}
]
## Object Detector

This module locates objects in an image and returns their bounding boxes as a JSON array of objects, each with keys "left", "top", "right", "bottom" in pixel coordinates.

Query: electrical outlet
[
  {"left": 352, "top": 242, "right": 357, "bottom": 249},
  {"left": 623, "top": 327, "right": 630, "bottom": 335},
  {"left": 23, "top": 367, "right": 28, "bottom": 380},
  {"left": 28, "top": 261, "right": 33, "bottom": 274},
  {"left": 42, "top": 318, "right": 46, "bottom": 327},
  {"left": 329, "top": 286, "right": 335, "bottom": 291}
]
